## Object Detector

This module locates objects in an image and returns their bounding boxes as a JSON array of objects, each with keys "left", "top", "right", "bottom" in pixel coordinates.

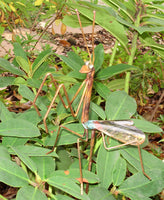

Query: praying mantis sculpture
[{"left": 33, "top": 9, "right": 151, "bottom": 195}]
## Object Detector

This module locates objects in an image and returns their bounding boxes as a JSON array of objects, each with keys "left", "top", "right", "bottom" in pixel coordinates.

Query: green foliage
[
  {"left": 0, "top": 89, "right": 163, "bottom": 199},
  {"left": 64, "top": 0, "right": 164, "bottom": 93}
]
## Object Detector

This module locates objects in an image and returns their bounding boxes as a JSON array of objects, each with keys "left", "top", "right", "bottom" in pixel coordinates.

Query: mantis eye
[{"left": 85, "top": 61, "right": 94, "bottom": 69}]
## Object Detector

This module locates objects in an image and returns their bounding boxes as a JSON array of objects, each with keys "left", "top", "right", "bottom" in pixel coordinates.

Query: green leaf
[
  {"left": 16, "top": 56, "right": 30, "bottom": 75},
  {"left": 16, "top": 185, "right": 47, "bottom": 200},
  {"left": 0, "top": 77, "right": 15, "bottom": 87},
  {"left": 105, "top": 91, "right": 137, "bottom": 120},
  {"left": 90, "top": 102, "right": 106, "bottom": 120},
  {"left": 96, "top": 64, "right": 139, "bottom": 80},
  {"left": 107, "top": 79, "right": 125, "bottom": 90},
  {"left": 112, "top": 157, "right": 126, "bottom": 186},
  {"left": 97, "top": 141, "right": 120, "bottom": 188},
  {"left": 2, "top": 137, "right": 28, "bottom": 147},
  {"left": 32, "top": 62, "right": 55, "bottom": 79},
  {"left": 8, "top": 145, "right": 58, "bottom": 157},
  {"left": 47, "top": 176, "right": 90, "bottom": 200},
  {"left": 118, "top": 169, "right": 164, "bottom": 199},
  {"left": 31, "top": 156, "right": 55, "bottom": 179},
  {"left": 13, "top": 77, "right": 27, "bottom": 85},
  {"left": 121, "top": 146, "right": 164, "bottom": 172},
  {"left": 51, "top": 169, "right": 99, "bottom": 184},
  {"left": 13, "top": 43, "right": 28, "bottom": 61},
  {"left": 0, "top": 145, "right": 10, "bottom": 160},
  {"left": 0, "top": 119, "right": 40, "bottom": 137},
  {"left": 16, "top": 109, "right": 42, "bottom": 125},
  {"left": 10, "top": 146, "right": 37, "bottom": 173},
  {"left": 132, "top": 119, "right": 163, "bottom": 133},
  {"left": 0, "top": 101, "right": 13, "bottom": 122},
  {"left": 0, "top": 58, "right": 25, "bottom": 76},
  {"left": 94, "top": 44, "right": 104, "bottom": 72},
  {"left": 89, "top": 187, "right": 115, "bottom": 200},
  {"left": 58, "top": 51, "right": 84, "bottom": 71},
  {"left": 94, "top": 82, "right": 111, "bottom": 100},
  {"left": 31, "top": 49, "right": 52, "bottom": 76},
  {"left": 0, "top": 157, "right": 29, "bottom": 187},
  {"left": 18, "top": 84, "right": 35, "bottom": 101},
  {"left": 56, "top": 148, "right": 72, "bottom": 170}
]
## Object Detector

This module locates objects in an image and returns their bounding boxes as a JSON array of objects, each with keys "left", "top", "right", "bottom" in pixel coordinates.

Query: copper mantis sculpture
[{"left": 33, "top": 9, "right": 151, "bottom": 195}]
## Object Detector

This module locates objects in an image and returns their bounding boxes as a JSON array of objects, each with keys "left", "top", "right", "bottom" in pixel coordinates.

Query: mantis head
[{"left": 79, "top": 61, "right": 94, "bottom": 73}]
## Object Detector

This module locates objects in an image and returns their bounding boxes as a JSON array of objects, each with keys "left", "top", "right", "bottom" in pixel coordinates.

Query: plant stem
[
  {"left": 125, "top": 1, "right": 142, "bottom": 93},
  {"left": 125, "top": 32, "right": 138, "bottom": 93},
  {"left": 109, "top": 40, "right": 118, "bottom": 66}
]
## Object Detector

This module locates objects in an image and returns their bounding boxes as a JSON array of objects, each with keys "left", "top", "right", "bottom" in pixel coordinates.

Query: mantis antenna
[{"left": 75, "top": 9, "right": 96, "bottom": 65}]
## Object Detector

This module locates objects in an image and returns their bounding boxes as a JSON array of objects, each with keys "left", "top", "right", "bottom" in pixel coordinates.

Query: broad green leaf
[
  {"left": 47, "top": 176, "right": 90, "bottom": 200},
  {"left": 118, "top": 169, "right": 164, "bottom": 199},
  {"left": 0, "top": 101, "right": 13, "bottom": 122},
  {"left": 18, "top": 84, "right": 35, "bottom": 102},
  {"left": 16, "top": 185, "right": 47, "bottom": 200},
  {"left": 58, "top": 51, "right": 84, "bottom": 71},
  {"left": 2, "top": 137, "right": 28, "bottom": 147},
  {"left": 31, "top": 49, "right": 52, "bottom": 76},
  {"left": 0, "top": 77, "right": 15, "bottom": 87},
  {"left": 0, "top": 145, "right": 10, "bottom": 160},
  {"left": 31, "top": 156, "right": 55, "bottom": 179},
  {"left": 16, "top": 56, "right": 30, "bottom": 75},
  {"left": 112, "top": 157, "right": 126, "bottom": 186},
  {"left": 16, "top": 110, "right": 42, "bottom": 125},
  {"left": 67, "top": 70, "right": 85, "bottom": 79},
  {"left": 96, "top": 64, "right": 139, "bottom": 80},
  {"left": 132, "top": 119, "right": 162, "bottom": 133},
  {"left": 105, "top": 91, "right": 137, "bottom": 120},
  {"left": 56, "top": 148, "right": 72, "bottom": 170},
  {"left": 10, "top": 146, "right": 37, "bottom": 173},
  {"left": 94, "top": 82, "right": 111, "bottom": 100},
  {"left": 97, "top": 141, "right": 120, "bottom": 188},
  {"left": 138, "top": 26, "right": 164, "bottom": 34},
  {"left": 51, "top": 169, "right": 99, "bottom": 184},
  {"left": 0, "top": 119, "right": 40, "bottom": 137},
  {"left": 68, "top": 2, "right": 129, "bottom": 52},
  {"left": 32, "top": 62, "right": 56, "bottom": 79},
  {"left": 0, "top": 157, "right": 29, "bottom": 187},
  {"left": 121, "top": 147, "right": 164, "bottom": 172},
  {"left": 90, "top": 102, "right": 106, "bottom": 120},
  {"left": 8, "top": 145, "right": 58, "bottom": 157},
  {"left": 13, "top": 43, "right": 28, "bottom": 61},
  {"left": 13, "top": 77, "right": 27, "bottom": 85},
  {"left": 89, "top": 187, "right": 115, "bottom": 200},
  {"left": 94, "top": 44, "right": 104, "bottom": 72},
  {"left": 0, "top": 58, "right": 25, "bottom": 76},
  {"left": 107, "top": 79, "right": 125, "bottom": 90}
]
